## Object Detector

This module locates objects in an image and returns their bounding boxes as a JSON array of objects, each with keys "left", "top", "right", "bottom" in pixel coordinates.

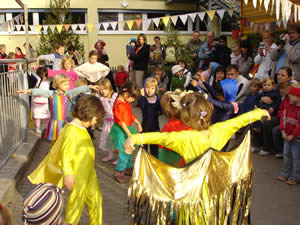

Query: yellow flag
[
  {"left": 207, "top": 10, "right": 216, "bottom": 21},
  {"left": 56, "top": 24, "right": 63, "bottom": 33},
  {"left": 36, "top": 25, "right": 42, "bottom": 33},
  {"left": 162, "top": 16, "right": 170, "bottom": 27},
  {"left": 87, "top": 24, "right": 94, "bottom": 32},
  {"left": 126, "top": 20, "right": 134, "bottom": 30}
]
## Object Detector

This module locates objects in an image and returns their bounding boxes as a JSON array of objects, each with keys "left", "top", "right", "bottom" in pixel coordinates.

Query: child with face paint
[{"left": 138, "top": 77, "right": 162, "bottom": 158}]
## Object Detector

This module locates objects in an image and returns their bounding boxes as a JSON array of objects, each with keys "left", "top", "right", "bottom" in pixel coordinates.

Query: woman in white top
[{"left": 254, "top": 31, "right": 278, "bottom": 81}]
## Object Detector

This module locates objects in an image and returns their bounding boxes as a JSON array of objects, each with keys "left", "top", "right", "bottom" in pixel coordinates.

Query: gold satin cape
[
  {"left": 128, "top": 130, "right": 253, "bottom": 225},
  {"left": 28, "top": 123, "right": 102, "bottom": 225}
]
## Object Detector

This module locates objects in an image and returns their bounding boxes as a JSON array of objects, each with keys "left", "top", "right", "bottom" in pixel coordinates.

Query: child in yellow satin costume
[
  {"left": 124, "top": 92, "right": 271, "bottom": 163},
  {"left": 28, "top": 95, "right": 106, "bottom": 225}
]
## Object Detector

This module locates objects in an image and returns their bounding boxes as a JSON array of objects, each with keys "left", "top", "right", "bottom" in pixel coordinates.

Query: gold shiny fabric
[{"left": 128, "top": 131, "right": 252, "bottom": 225}]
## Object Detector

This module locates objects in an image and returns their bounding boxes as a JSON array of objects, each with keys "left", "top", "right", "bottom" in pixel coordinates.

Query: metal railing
[{"left": 0, "top": 58, "right": 35, "bottom": 168}]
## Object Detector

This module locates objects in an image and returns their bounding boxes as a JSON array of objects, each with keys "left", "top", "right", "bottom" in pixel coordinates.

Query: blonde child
[
  {"left": 109, "top": 80, "right": 142, "bottom": 183},
  {"left": 138, "top": 78, "right": 161, "bottom": 157},
  {"left": 96, "top": 78, "right": 118, "bottom": 164},
  {"left": 38, "top": 43, "right": 65, "bottom": 70},
  {"left": 47, "top": 56, "right": 79, "bottom": 89},
  {"left": 231, "top": 42, "right": 243, "bottom": 65},
  {"left": 158, "top": 90, "right": 192, "bottom": 167},
  {"left": 114, "top": 65, "right": 129, "bottom": 89},
  {"left": 32, "top": 66, "right": 50, "bottom": 134},
  {"left": 17, "top": 74, "right": 99, "bottom": 141},
  {"left": 28, "top": 95, "right": 105, "bottom": 225},
  {"left": 0, "top": 203, "right": 13, "bottom": 225},
  {"left": 74, "top": 50, "right": 110, "bottom": 83},
  {"left": 125, "top": 92, "right": 270, "bottom": 162}
]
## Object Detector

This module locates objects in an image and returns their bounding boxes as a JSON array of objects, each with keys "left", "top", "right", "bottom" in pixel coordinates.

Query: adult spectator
[
  {"left": 15, "top": 47, "right": 25, "bottom": 59},
  {"left": 23, "top": 42, "right": 35, "bottom": 59},
  {"left": 226, "top": 64, "right": 250, "bottom": 103},
  {"left": 94, "top": 39, "right": 109, "bottom": 65},
  {"left": 128, "top": 33, "right": 150, "bottom": 88},
  {"left": 254, "top": 31, "right": 277, "bottom": 81},
  {"left": 239, "top": 39, "right": 254, "bottom": 80},
  {"left": 255, "top": 67, "right": 292, "bottom": 156},
  {"left": 198, "top": 31, "right": 215, "bottom": 69},
  {"left": 149, "top": 36, "right": 165, "bottom": 67},
  {"left": 209, "top": 35, "right": 231, "bottom": 68},
  {"left": 0, "top": 44, "right": 8, "bottom": 73},
  {"left": 270, "top": 24, "right": 300, "bottom": 81},
  {"left": 186, "top": 31, "right": 203, "bottom": 70}
]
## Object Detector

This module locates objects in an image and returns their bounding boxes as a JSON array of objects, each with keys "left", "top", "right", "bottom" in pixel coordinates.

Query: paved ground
[{"left": 8, "top": 108, "right": 300, "bottom": 225}]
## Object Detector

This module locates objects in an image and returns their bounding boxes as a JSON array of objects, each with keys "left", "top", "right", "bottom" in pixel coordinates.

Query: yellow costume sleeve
[
  {"left": 131, "top": 108, "right": 265, "bottom": 163},
  {"left": 60, "top": 132, "right": 76, "bottom": 176}
]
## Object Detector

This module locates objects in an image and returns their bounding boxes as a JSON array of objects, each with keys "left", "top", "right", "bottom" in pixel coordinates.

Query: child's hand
[
  {"left": 140, "top": 88, "right": 145, "bottom": 96},
  {"left": 89, "top": 85, "right": 99, "bottom": 91},
  {"left": 262, "top": 109, "right": 271, "bottom": 120},
  {"left": 64, "top": 175, "right": 76, "bottom": 191},
  {"left": 268, "top": 107, "right": 274, "bottom": 114},
  {"left": 137, "top": 124, "right": 143, "bottom": 133},
  {"left": 124, "top": 137, "right": 135, "bottom": 154},
  {"left": 286, "top": 135, "right": 294, "bottom": 142},
  {"left": 191, "top": 79, "right": 198, "bottom": 87},
  {"left": 16, "top": 89, "right": 31, "bottom": 94}
]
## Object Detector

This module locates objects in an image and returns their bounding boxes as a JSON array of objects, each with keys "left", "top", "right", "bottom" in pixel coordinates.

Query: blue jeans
[{"left": 280, "top": 139, "right": 300, "bottom": 181}]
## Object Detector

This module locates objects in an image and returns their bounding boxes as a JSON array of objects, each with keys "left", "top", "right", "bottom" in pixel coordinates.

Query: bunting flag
[
  {"left": 162, "top": 17, "right": 170, "bottom": 27},
  {"left": 118, "top": 21, "right": 124, "bottom": 29},
  {"left": 71, "top": 24, "right": 78, "bottom": 32},
  {"left": 227, "top": 9, "right": 234, "bottom": 17},
  {"left": 78, "top": 24, "right": 86, "bottom": 31},
  {"left": 276, "top": 20, "right": 281, "bottom": 27},
  {"left": 49, "top": 25, "right": 56, "bottom": 33},
  {"left": 29, "top": 25, "right": 37, "bottom": 33},
  {"left": 43, "top": 25, "right": 49, "bottom": 32},
  {"left": 64, "top": 24, "right": 70, "bottom": 31},
  {"left": 14, "top": 15, "right": 20, "bottom": 25},
  {"left": 259, "top": 24, "right": 264, "bottom": 33},
  {"left": 207, "top": 10, "right": 216, "bottom": 21},
  {"left": 259, "top": 0, "right": 263, "bottom": 10},
  {"left": 276, "top": 0, "right": 280, "bottom": 20},
  {"left": 216, "top": 9, "right": 225, "bottom": 20},
  {"left": 294, "top": 5, "right": 297, "bottom": 22},
  {"left": 197, "top": 12, "right": 206, "bottom": 21},
  {"left": 298, "top": 6, "right": 300, "bottom": 21},
  {"left": 254, "top": 23, "right": 258, "bottom": 32},
  {"left": 270, "top": 0, "right": 275, "bottom": 15},
  {"left": 87, "top": 24, "right": 94, "bottom": 32},
  {"left": 188, "top": 13, "right": 197, "bottom": 22},
  {"left": 102, "top": 23, "right": 109, "bottom": 30},
  {"left": 250, "top": 22, "right": 254, "bottom": 28},
  {"left": 135, "top": 19, "right": 142, "bottom": 29},
  {"left": 265, "top": 23, "right": 270, "bottom": 30},
  {"left": 264, "top": 0, "right": 270, "bottom": 12},
  {"left": 270, "top": 22, "right": 276, "bottom": 30},
  {"left": 95, "top": 23, "right": 101, "bottom": 31},
  {"left": 15, "top": 25, "right": 22, "bottom": 31},
  {"left": 110, "top": 21, "right": 118, "bottom": 30},
  {"left": 36, "top": 25, "right": 42, "bottom": 33},
  {"left": 282, "top": 19, "right": 288, "bottom": 29},
  {"left": 179, "top": 14, "right": 188, "bottom": 25},
  {"left": 253, "top": 0, "right": 257, "bottom": 8},
  {"left": 126, "top": 20, "right": 134, "bottom": 30},
  {"left": 152, "top": 18, "right": 160, "bottom": 27},
  {"left": 143, "top": 19, "right": 151, "bottom": 30},
  {"left": 244, "top": 0, "right": 248, "bottom": 4},
  {"left": 56, "top": 24, "right": 63, "bottom": 33},
  {"left": 170, "top": 16, "right": 178, "bottom": 25}
]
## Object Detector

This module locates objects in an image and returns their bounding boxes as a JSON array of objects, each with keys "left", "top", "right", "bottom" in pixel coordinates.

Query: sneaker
[
  {"left": 114, "top": 171, "right": 126, "bottom": 184},
  {"left": 251, "top": 146, "right": 261, "bottom": 153},
  {"left": 112, "top": 159, "right": 118, "bottom": 165},
  {"left": 102, "top": 155, "right": 113, "bottom": 162},
  {"left": 124, "top": 168, "right": 133, "bottom": 176},
  {"left": 278, "top": 176, "right": 288, "bottom": 182},
  {"left": 275, "top": 153, "right": 283, "bottom": 159},
  {"left": 258, "top": 150, "right": 270, "bottom": 156},
  {"left": 287, "top": 178, "right": 297, "bottom": 185}
]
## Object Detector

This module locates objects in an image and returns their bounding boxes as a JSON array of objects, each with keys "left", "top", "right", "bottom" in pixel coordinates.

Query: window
[
  {"left": 123, "top": 13, "right": 142, "bottom": 31},
  {"left": 221, "top": 14, "right": 234, "bottom": 32},
  {"left": 147, "top": 13, "right": 166, "bottom": 31},
  {"left": 98, "top": 12, "right": 118, "bottom": 30},
  {"left": 68, "top": 12, "right": 86, "bottom": 24},
  {"left": 0, "top": 13, "right": 5, "bottom": 23}
]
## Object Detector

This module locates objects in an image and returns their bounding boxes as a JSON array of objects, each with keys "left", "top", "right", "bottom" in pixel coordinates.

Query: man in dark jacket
[{"left": 209, "top": 35, "right": 231, "bottom": 69}]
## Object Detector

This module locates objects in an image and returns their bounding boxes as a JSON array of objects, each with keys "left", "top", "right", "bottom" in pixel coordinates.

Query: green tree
[{"left": 37, "top": 0, "right": 84, "bottom": 57}]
